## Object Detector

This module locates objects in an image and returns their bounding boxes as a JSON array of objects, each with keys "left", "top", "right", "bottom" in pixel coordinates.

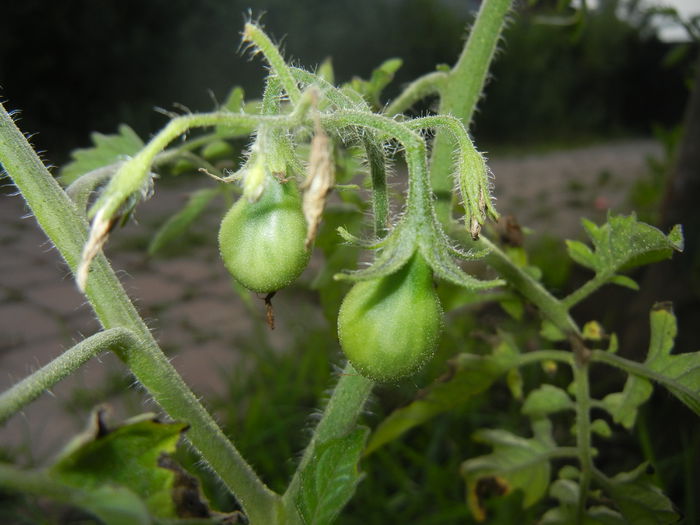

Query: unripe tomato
[
  {"left": 337, "top": 254, "right": 443, "bottom": 382},
  {"left": 218, "top": 176, "right": 310, "bottom": 293}
]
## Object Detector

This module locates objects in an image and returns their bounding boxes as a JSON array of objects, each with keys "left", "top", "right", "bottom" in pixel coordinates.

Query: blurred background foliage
[{"left": 0, "top": 0, "right": 696, "bottom": 163}]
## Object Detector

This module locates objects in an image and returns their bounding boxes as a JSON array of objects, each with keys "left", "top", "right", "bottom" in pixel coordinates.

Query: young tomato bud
[
  {"left": 337, "top": 254, "right": 443, "bottom": 382},
  {"left": 218, "top": 176, "right": 310, "bottom": 293}
]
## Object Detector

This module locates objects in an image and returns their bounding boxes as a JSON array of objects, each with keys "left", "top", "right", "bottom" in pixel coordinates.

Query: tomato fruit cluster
[
  {"left": 337, "top": 254, "right": 443, "bottom": 382},
  {"left": 218, "top": 176, "right": 310, "bottom": 294}
]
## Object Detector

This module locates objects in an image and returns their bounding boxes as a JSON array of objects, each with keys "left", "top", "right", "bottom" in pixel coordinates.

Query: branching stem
[
  {"left": 384, "top": 71, "right": 447, "bottom": 116},
  {"left": 0, "top": 103, "right": 279, "bottom": 525},
  {"left": 0, "top": 328, "right": 134, "bottom": 424},
  {"left": 430, "top": 0, "right": 513, "bottom": 221}
]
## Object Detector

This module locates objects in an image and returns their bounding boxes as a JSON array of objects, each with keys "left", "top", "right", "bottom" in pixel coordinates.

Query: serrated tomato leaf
[
  {"left": 603, "top": 303, "right": 700, "bottom": 427},
  {"left": 296, "top": 427, "right": 369, "bottom": 525},
  {"left": 0, "top": 463, "right": 151, "bottom": 525},
  {"left": 522, "top": 384, "right": 574, "bottom": 419},
  {"left": 605, "top": 463, "right": 680, "bottom": 524},
  {"left": 541, "top": 479, "right": 626, "bottom": 525},
  {"left": 365, "top": 338, "right": 518, "bottom": 455},
  {"left": 461, "top": 418, "right": 556, "bottom": 521},
  {"left": 50, "top": 412, "right": 188, "bottom": 518},
  {"left": 567, "top": 214, "right": 682, "bottom": 278},
  {"left": 643, "top": 303, "right": 700, "bottom": 416},
  {"left": 60, "top": 124, "right": 144, "bottom": 184},
  {"left": 602, "top": 377, "right": 652, "bottom": 429}
]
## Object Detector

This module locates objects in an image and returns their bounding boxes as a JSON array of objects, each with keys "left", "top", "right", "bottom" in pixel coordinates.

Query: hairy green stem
[
  {"left": 591, "top": 351, "right": 699, "bottom": 403},
  {"left": 430, "top": 0, "right": 513, "bottom": 221},
  {"left": 407, "top": 115, "right": 497, "bottom": 232},
  {"left": 0, "top": 103, "right": 279, "bottom": 524},
  {"left": 516, "top": 350, "right": 575, "bottom": 367},
  {"left": 322, "top": 110, "right": 430, "bottom": 218},
  {"left": 0, "top": 328, "right": 134, "bottom": 425},
  {"left": 364, "top": 137, "right": 389, "bottom": 237},
  {"left": 562, "top": 273, "right": 611, "bottom": 310},
  {"left": 244, "top": 23, "right": 302, "bottom": 104},
  {"left": 384, "top": 71, "right": 447, "bottom": 117},
  {"left": 478, "top": 236, "right": 581, "bottom": 337},
  {"left": 89, "top": 96, "right": 314, "bottom": 222},
  {"left": 573, "top": 362, "right": 593, "bottom": 523},
  {"left": 283, "top": 363, "right": 373, "bottom": 509}
]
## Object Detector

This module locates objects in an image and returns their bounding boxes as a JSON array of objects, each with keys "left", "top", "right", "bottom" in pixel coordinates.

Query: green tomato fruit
[
  {"left": 218, "top": 176, "right": 310, "bottom": 293},
  {"left": 337, "top": 254, "right": 443, "bottom": 382}
]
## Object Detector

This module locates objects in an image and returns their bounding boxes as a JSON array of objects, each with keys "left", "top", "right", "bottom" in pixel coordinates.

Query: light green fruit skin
[
  {"left": 218, "top": 177, "right": 310, "bottom": 293},
  {"left": 337, "top": 255, "right": 443, "bottom": 383}
]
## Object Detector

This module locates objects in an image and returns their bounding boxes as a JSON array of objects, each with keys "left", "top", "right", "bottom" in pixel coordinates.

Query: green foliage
[
  {"left": 60, "top": 124, "right": 144, "bottom": 185},
  {"left": 296, "top": 428, "right": 369, "bottom": 525},
  {"left": 51, "top": 412, "right": 188, "bottom": 518},
  {"left": 461, "top": 418, "right": 557, "bottom": 520},
  {"left": 566, "top": 214, "right": 682, "bottom": 276},
  {"left": 365, "top": 337, "right": 519, "bottom": 455},
  {"left": 604, "top": 463, "right": 680, "bottom": 524},
  {"left": 348, "top": 58, "right": 403, "bottom": 109},
  {"left": 603, "top": 303, "right": 700, "bottom": 428},
  {"left": 521, "top": 384, "right": 574, "bottom": 418}
]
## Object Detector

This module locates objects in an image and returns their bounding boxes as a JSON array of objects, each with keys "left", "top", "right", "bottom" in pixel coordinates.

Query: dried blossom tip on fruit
[{"left": 302, "top": 124, "right": 334, "bottom": 248}]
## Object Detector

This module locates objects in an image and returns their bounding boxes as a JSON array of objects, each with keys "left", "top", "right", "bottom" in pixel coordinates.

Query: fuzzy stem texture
[
  {"left": 0, "top": 103, "right": 279, "bottom": 525},
  {"left": 430, "top": 0, "right": 513, "bottom": 221},
  {"left": 0, "top": 328, "right": 134, "bottom": 424}
]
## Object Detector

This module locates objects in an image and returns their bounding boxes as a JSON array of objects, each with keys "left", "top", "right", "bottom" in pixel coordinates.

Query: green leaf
[
  {"left": 317, "top": 58, "right": 335, "bottom": 85},
  {"left": 643, "top": 303, "right": 700, "bottom": 416},
  {"left": 221, "top": 86, "right": 245, "bottom": 112},
  {"left": 542, "top": 479, "right": 626, "bottom": 525},
  {"left": 569, "top": 215, "right": 682, "bottom": 276},
  {"left": 201, "top": 140, "right": 235, "bottom": 161},
  {"left": 522, "top": 385, "right": 574, "bottom": 418},
  {"left": 605, "top": 463, "right": 680, "bottom": 524},
  {"left": 296, "top": 427, "right": 369, "bottom": 525},
  {"left": 541, "top": 320, "right": 567, "bottom": 342},
  {"left": 148, "top": 188, "right": 219, "bottom": 255},
  {"left": 603, "top": 303, "right": 700, "bottom": 427},
  {"left": 348, "top": 58, "right": 403, "bottom": 109},
  {"left": 608, "top": 274, "right": 640, "bottom": 291},
  {"left": 461, "top": 418, "right": 556, "bottom": 521},
  {"left": 499, "top": 294, "right": 524, "bottom": 320},
  {"left": 601, "top": 377, "right": 652, "bottom": 430},
  {"left": 591, "top": 418, "right": 613, "bottom": 438},
  {"left": 0, "top": 463, "right": 151, "bottom": 525},
  {"left": 60, "top": 124, "right": 144, "bottom": 184},
  {"left": 51, "top": 412, "right": 188, "bottom": 518},
  {"left": 507, "top": 368, "right": 524, "bottom": 400},
  {"left": 75, "top": 485, "right": 152, "bottom": 525},
  {"left": 365, "top": 338, "right": 518, "bottom": 455},
  {"left": 566, "top": 239, "right": 597, "bottom": 270}
]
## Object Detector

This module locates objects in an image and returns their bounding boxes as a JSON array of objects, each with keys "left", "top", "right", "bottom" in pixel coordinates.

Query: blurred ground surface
[{"left": 0, "top": 138, "right": 662, "bottom": 463}]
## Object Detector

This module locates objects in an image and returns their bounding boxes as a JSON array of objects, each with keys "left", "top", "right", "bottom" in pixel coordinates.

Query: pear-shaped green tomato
[
  {"left": 218, "top": 177, "right": 310, "bottom": 293},
  {"left": 337, "top": 255, "right": 443, "bottom": 382}
]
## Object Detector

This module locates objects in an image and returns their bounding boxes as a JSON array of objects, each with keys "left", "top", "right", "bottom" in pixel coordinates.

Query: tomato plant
[{"left": 0, "top": 2, "right": 695, "bottom": 525}]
